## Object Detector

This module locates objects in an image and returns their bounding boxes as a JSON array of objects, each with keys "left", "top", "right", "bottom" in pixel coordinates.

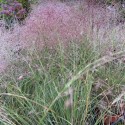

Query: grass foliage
[{"left": 0, "top": 40, "right": 125, "bottom": 125}]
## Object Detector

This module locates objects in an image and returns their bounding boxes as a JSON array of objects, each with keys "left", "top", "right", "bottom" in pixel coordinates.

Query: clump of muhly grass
[{"left": 0, "top": 1, "right": 125, "bottom": 124}]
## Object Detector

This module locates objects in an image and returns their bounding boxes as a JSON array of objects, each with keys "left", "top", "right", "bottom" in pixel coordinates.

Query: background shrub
[{"left": 0, "top": 0, "right": 30, "bottom": 27}]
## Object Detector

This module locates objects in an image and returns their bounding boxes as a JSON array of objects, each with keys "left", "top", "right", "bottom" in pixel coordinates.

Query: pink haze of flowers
[
  {"left": 13, "top": 1, "right": 111, "bottom": 48},
  {"left": 0, "top": 1, "right": 116, "bottom": 72}
]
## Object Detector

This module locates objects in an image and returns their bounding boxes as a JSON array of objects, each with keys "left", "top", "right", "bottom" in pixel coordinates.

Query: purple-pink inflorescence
[
  {"left": 0, "top": 1, "right": 119, "bottom": 72},
  {"left": 16, "top": 2, "right": 110, "bottom": 48}
]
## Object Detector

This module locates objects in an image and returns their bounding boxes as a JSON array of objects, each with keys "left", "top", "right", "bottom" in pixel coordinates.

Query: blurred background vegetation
[{"left": 0, "top": 0, "right": 125, "bottom": 28}]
